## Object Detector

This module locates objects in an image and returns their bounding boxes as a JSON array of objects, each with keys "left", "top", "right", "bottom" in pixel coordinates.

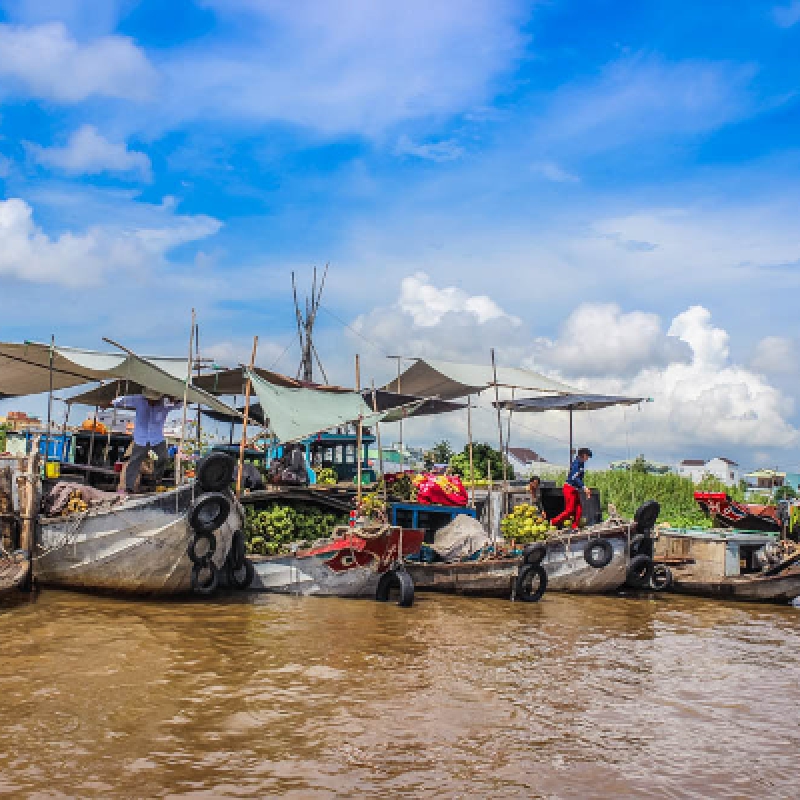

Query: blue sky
[{"left": 1, "top": 0, "right": 799, "bottom": 468}]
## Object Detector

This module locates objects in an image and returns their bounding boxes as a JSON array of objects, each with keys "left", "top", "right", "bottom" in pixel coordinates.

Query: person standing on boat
[
  {"left": 551, "top": 448, "right": 592, "bottom": 529},
  {"left": 528, "top": 475, "right": 543, "bottom": 512},
  {"left": 113, "top": 390, "right": 181, "bottom": 494}
]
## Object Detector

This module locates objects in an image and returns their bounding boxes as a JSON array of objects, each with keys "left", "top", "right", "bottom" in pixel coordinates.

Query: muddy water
[{"left": 2, "top": 591, "right": 800, "bottom": 799}]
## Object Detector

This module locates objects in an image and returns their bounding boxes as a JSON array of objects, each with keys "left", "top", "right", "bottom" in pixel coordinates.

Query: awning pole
[
  {"left": 236, "top": 337, "right": 259, "bottom": 497},
  {"left": 44, "top": 334, "right": 54, "bottom": 469},
  {"left": 371, "top": 381, "right": 387, "bottom": 511},
  {"left": 355, "top": 355, "right": 362, "bottom": 511},
  {"left": 491, "top": 348, "right": 507, "bottom": 491},
  {"left": 467, "top": 395, "right": 475, "bottom": 508},
  {"left": 176, "top": 308, "right": 196, "bottom": 486},
  {"left": 569, "top": 408, "right": 574, "bottom": 464},
  {"left": 87, "top": 406, "right": 98, "bottom": 466}
]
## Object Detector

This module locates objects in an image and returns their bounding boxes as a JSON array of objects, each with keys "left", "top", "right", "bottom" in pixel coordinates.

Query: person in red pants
[{"left": 551, "top": 447, "right": 592, "bottom": 529}]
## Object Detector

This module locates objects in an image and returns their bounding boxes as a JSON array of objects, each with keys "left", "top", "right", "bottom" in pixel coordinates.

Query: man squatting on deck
[
  {"left": 112, "top": 391, "right": 181, "bottom": 494},
  {"left": 551, "top": 447, "right": 592, "bottom": 529}
]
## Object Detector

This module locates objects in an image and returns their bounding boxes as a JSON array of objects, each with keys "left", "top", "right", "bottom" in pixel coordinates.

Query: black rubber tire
[
  {"left": 651, "top": 563, "right": 673, "bottom": 591},
  {"left": 376, "top": 569, "right": 415, "bottom": 607},
  {"left": 627, "top": 554, "right": 654, "bottom": 588},
  {"left": 629, "top": 534, "right": 646, "bottom": 556},
  {"left": 634, "top": 500, "right": 660, "bottom": 533},
  {"left": 514, "top": 564, "right": 547, "bottom": 602},
  {"left": 187, "top": 530, "right": 216, "bottom": 566},
  {"left": 229, "top": 529, "right": 246, "bottom": 571},
  {"left": 227, "top": 557, "right": 255, "bottom": 590},
  {"left": 196, "top": 452, "right": 236, "bottom": 493},
  {"left": 191, "top": 561, "right": 218, "bottom": 595},
  {"left": 584, "top": 538, "right": 614, "bottom": 569},
  {"left": 188, "top": 492, "right": 231, "bottom": 535},
  {"left": 522, "top": 543, "right": 547, "bottom": 566}
]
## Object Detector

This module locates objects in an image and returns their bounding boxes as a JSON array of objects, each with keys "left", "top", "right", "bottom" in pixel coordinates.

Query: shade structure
[
  {"left": 247, "top": 370, "right": 381, "bottom": 443},
  {"left": 382, "top": 358, "right": 575, "bottom": 400},
  {"left": 194, "top": 367, "right": 355, "bottom": 396},
  {"left": 493, "top": 392, "right": 647, "bottom": 464},
  {"left": 0, "top": 341, "right": 240, "bottom": 417},
  {"left": 494, "top": 393, "right": 645, "bottom": 413}
]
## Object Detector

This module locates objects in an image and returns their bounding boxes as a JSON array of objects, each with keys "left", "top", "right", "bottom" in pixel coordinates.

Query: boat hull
[
  {"left": 0, "top": 552, "right": 30, "bottom": 599},
  {"left": 408, "top": 525, "right": 635, "bottom": 598},
  {"left": 250, "top": 527, "right": 424, "bottom": 598},
  {"left": 669, "top": 569, "right": 800, "bottom": 604},
  {"left": 34, "top": 486, "right": 241, "bottom": 596}
]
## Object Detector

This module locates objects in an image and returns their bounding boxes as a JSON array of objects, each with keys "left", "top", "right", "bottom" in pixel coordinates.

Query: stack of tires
[
  {"left": 187, "top": 453, "right": 254, "bottom": 595},
  {"left": 625, "top": 500, "right": 672, "bottom": 591},
  {"left": 514, "top": 543, "right": 548, "bottom": 602}
]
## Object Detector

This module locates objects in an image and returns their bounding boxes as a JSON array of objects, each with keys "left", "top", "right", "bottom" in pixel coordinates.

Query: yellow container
[{"left": 45, "top": 461, "right": 61, "bottom": 479}]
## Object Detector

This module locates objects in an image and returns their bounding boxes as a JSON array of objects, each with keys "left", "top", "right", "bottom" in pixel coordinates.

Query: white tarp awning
[
  {"left": 247, "top": 369, "right": 380, "bottom": 443},
  {"left": 0, "top": 341, "right": 239, "bottom": 417},
  {"left": 382, "top": 358, "right": 576, "bottom": 400}
]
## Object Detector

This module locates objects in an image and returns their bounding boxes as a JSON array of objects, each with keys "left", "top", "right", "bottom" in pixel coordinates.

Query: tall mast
[{"left": 292, "top": 263, "right": 328, "bottom": 383}]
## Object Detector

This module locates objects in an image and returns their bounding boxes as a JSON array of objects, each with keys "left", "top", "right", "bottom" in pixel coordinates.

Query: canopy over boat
[
  {"left": 0, "top": 341, "right": 240, "bottom": 417},
  {"left": 382, "top": 358, "right": 576, "bottom": 400},
  {"left": 493, "top": 393, "right": 645, "bottom": 413}
]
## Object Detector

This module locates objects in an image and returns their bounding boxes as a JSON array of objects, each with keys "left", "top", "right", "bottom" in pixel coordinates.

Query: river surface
[{"left": 2, "top": 589, "right": 800, "bottom": 798}]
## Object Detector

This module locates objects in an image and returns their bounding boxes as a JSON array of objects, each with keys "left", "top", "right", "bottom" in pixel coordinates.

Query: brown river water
[{"left": 2, "top": 589, "right": 800, "bottom": 799}]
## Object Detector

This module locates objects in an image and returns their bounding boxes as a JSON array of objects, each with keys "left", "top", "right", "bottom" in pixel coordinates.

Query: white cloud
[
  {"left": 29, "top": 125, "right": 151, "bottom": 179},
  {"left": 0, "top": 0, "right": 133, "bottom": 36},
  {"left": 395, "top": 135, "right": 465, "bottom": 163},
  {"left": 0, "top": 197, "right": 221, "bottom": 287},
  {"left": 160, "top": 0, "right": 527, "bottom": 135},
  {"left": 531, "top": 161, "right": 579, "bottom": 183},
  {"left": 0, "top": 22, "right": 155, "bottom": 102},
  {"left": 532, "top": 303, "right": 691, "bottom": 378},
  {"left": 750, "top": 335, "right": 797, "bottom": 376},
  {"left": 773, "top": 2, "right": 800, "bottom": 27}
]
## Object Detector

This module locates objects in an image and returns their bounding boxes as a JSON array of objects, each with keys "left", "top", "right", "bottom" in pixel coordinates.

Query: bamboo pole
[
  {"left": 371, "top": 380, "right": 388, "bottom": 512},
  {"left": 355, "top": 354, "right": 363, "bottom": 511},
  {"left": 492, "top": 347, "right": 508, "bottom": 510},
  {"left": 176, "top": 309, "right": 196, "bottom": 486},
  {"left": 236, "top": 337, "right": 259, "bottom": 496},
  {"left": 87, "top": 405, "right": 98, "bottom": 466},
  {"left": 43, "top": 334, "right": 54, "bottom": 473},
  {"left": 195, "top": 323, "right": 202, "bottom": 451},
  {"left": 467, "top": 395, "right": 475, "bottom": 508}
]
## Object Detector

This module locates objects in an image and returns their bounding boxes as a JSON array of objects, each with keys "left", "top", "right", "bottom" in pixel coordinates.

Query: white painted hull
[{"left": 34, "top": 486, "right": 241, "bottom": 596}]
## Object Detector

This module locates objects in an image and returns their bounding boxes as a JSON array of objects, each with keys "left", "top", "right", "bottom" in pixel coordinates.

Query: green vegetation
[
  {"left": 314, "top": 467, "right": 338, "bottom": 485},
  {"left": 0, "top": 423, "right": 8, "bottom": 454},
  {"left": 501, "top": 504, "right": 550, "bottom": 542},
  {"left": 450, "top": 443, "right": 515, "bottom": 482},
  {"left": 775, "top": 485, "right": 797, "bottom": 501},
  {"left": 549, "top": 470, "right": 748, "bottom": 528},
  {"left": 244, "top": 503, "right": 347, "bottom": 555}
]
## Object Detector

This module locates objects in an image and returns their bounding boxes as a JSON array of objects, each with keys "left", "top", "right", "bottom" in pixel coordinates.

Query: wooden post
[
  {"left": 487, "top": 460, "right": 493, "bottom": 544},
  {"left": 87, "top": 405, "right": 98, "bottom": 467},
  {"left": 176, "top": 309, "right": 196, "bottom": 486},
  {"left": 569, "top": 407, "right": 574, "bottom": 464},
  {"left": 43, "top": 334, "right": 55, "bottom": 472},
  {"left": 17, "top": 448, "right": 40, "bottom": 556},
  {"left": 491, "top": 348, "right": 507, "bottom": 491},
  {"left": 467, "top": 395, "right": 475, "bottom": 508},
  {"left": 371, "top": 381, "right": 388, "bottom": 511},
  {"left": 236, "top": 337, "right": 259, "bottom": 497},
  {"left": 355, "top": 355, "right": 363, "bottom": 511}
]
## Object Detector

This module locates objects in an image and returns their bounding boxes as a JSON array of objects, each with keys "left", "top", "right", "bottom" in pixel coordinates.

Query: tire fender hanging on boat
[
  {"left": 196, "top": 452, "right": 236, "bottom": 493},
  {"left": 514, "top": 563, "right": 547, "bottom": 602},
  {"left": 227, "top": 556, "right": 254, "bottom": 590},
  {"left": 376, "top": 568, "right": 415, "bottom": 607},
  {"left": 188, "top": 492, "right": 231, "bottom": 535},
  {"left": 584, "top": 538, "right": 614, "bottom": 569},
  {"left": 187, "top": 530, "right": 217, "bottom": 566},
  {"left": 626, "top": 554, "right": 654, "bottom": 588},
  {"left": 650, "top": 563, "right": 673, "bottom": 591},
  {"left": 191, "top": 561, "right": 219, "bottom": 595},
  {"left": 522, "top": 543, "right": 547, "bottom": 566}
]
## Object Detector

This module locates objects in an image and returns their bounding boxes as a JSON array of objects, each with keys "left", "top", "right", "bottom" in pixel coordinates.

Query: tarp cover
[
  {"left": 247, "top": 370, "right": 380, "bottom": 443},
  {"left": 0, "top": 341, "right": 239, "bottom": 416},
  {"left": 383, "top": 358, "right": 575, "bottom": 400},
  {"left": 494, "top": 393, "right": 644, "bottom": 412}
]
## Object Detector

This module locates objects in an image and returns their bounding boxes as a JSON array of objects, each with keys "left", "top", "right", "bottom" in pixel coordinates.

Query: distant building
[
  {"left": 678, "top": 457, "right": 740, "bottom": 486},
  {"left": 744, "top": 469, "right": 785, "bottom": 494},
  {"left": 610, "top": 455, "right": 672, "bottom": 475},
  {"left": 507, "top": 447, "right": 547, "bottom": 478}
]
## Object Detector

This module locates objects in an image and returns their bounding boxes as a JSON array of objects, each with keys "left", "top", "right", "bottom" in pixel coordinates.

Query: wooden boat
[
  {"left": 35, "top": 483, "right": 242, "bottom": 596},
  {"left": 250, "top": 524, "right": 424, "bottom": 600},
  {"left": 407, "top": 516, "right": 651, "bottom": 598},
  {"left": 655, "top": 528, "right": 800, "bottom": 604},
  {"left": 0, "top": 550, "right": 30, "bottom": 599},
  {"left": 693, "top": 491, "right": 781, "bottom": 533}
]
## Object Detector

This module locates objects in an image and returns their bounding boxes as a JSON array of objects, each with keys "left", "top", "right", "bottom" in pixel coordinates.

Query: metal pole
[
  {"left": 87, "top": 405, "right": 98, "bottom": 466},
  {"left": 491, "top": 348, "right": 507, "bottom": 486},
  {"left": 569, "top": 408, "right": 574, "bottom": 464},
  {"left": 236, "top": 337, "right": 259, "bottom": 496},
  {"left": 355, "top": 354, "right": 362, "bottom": 509},
  {"left": 195, "top": 323, "right": 201, "bottom": 452},
  {"left": 397, "top": 359, "right": 403, "bottom": 469},
  {"left": 176, "top": 309, "right": 196, "bottom": 486},
  {"left": 371, "top": 380, "right": 387, "bottom": 510}
]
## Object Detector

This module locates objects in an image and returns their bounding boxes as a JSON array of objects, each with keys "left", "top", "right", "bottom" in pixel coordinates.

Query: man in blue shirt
[
  {"left": 113, "top": 390, "right": 181, "bottom": 493},
  {"left": 551, "top": 447, "right": 592, "bottom": 529}
]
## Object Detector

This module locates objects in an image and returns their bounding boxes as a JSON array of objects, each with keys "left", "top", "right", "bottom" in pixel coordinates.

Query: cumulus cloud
[
  {"left": 532, "top": 303, "right": 691, "bottom": 378},
  {"left": 0, "top": 22, "right": 155, "bottom": 102},
  {"left": 531, "top": 161, "right": 579, "bottom": 183},
  {"left": 160, "top": 0, "right": 527, "bottom": 135},
  {"left": 0, "top": 197, "right": 221, "bottom": 287},
  {"left": 29, "top": 125, "right": 151, "bottom": 179},
  {"left": 750, "top": 335, "right": 797, "bottom": 376}
]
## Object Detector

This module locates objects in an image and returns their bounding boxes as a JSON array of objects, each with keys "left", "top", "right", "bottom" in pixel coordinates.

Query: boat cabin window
[
  {"left": 740, "top": 544, "right": 765, "bottom": 575},
  {"left": 345, "top": 444, "right": 356, "bottom": 464},
  {"left": 334, "top": 446, "right": 343, "bottom": 464}
]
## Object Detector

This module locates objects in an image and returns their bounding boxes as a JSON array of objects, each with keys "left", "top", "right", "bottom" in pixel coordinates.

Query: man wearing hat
[
  {"left": 551, "top": 447, "right": 592, "bottom": 529},
  {"left": 112, "top": 390, "right": 181, "bottom": 494}
]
